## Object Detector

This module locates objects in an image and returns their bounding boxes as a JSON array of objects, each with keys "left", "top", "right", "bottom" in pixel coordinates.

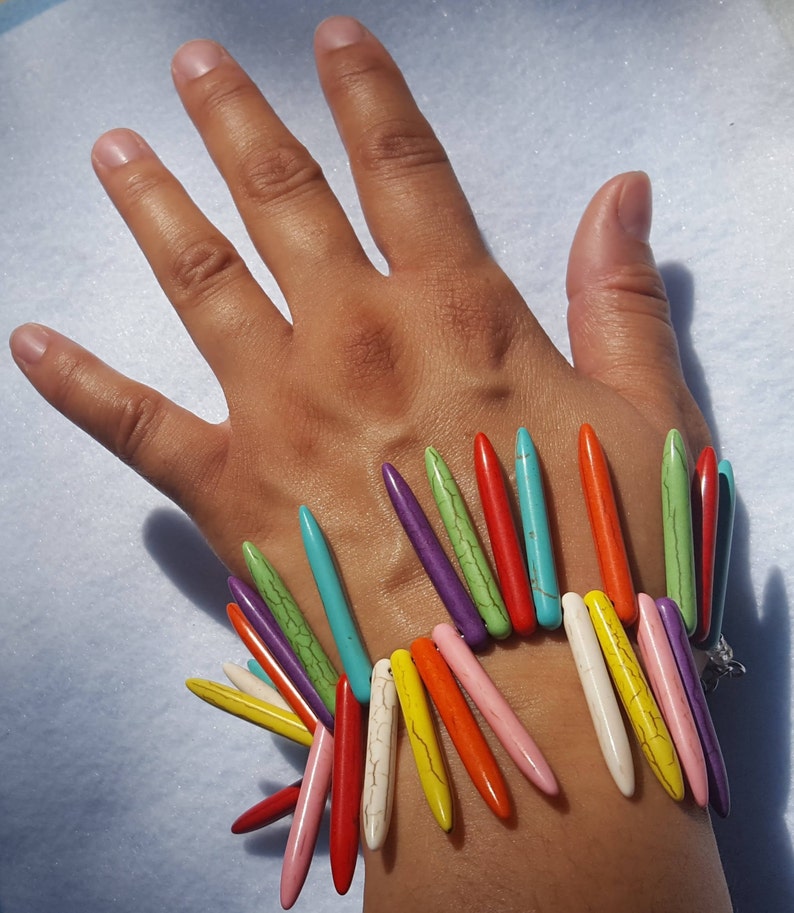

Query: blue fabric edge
[{"left": 0, "top": 0, "right": 69, "bottom": 35}]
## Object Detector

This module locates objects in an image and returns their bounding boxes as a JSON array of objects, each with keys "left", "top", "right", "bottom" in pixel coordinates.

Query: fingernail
[
  {"left": 172, "top": 39, "right": 225, "bottom": 80},
  {"left": 10, "top": 324, "right": 49, "bottom": 368},
  {"left": 92, "top": 129, "right": 152, "bottom": 169},
  {"left": 315, "top": 16, "right": 367, "bottom": 51},
  {"left": 617, "top": 172, "right": 653, "bottom": 242}
]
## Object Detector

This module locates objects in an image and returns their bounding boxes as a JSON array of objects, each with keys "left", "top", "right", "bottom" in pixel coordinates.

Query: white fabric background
[{"left": 2, "top": 1, "right": 793, "bottom": 911}]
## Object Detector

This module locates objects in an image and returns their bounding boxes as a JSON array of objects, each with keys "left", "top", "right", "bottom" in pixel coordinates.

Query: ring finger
[{"left": 91, "top": 128, "right": 287, "bottom": 389}]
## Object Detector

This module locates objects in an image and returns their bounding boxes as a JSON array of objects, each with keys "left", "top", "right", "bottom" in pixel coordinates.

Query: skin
[{"left": 9, "top": 16, "right": 732, "bottom": 913}]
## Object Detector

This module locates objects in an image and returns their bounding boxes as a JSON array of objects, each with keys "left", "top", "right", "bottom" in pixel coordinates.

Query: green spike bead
[
  {"left": 660, "top": 430, "right": 697, "bottom": 636},
  {"left": 243, "top": 540, "right": 339, "bottom": 714},
  {"left": 425, "top": 447, "right": 512, "bottom": 639}
]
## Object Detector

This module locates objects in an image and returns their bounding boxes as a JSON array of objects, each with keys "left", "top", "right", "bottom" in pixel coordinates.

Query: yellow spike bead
[
  {"left": 186, "top": 678, "right": 313, "bottom": 748},
  {"left": 390, "top": 649, "right": 454, "bottom": 832},
  {"left": 583, "top": 591, "right": 685, "bottom": 801}
]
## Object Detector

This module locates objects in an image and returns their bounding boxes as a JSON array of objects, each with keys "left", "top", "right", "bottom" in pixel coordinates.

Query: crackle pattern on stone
[
  {"left": 515, "top": 429, "right": 562, "bottom": 629},
  {"left": 362, "top": 659, "right": 398, "bottom": 851},
  {"left": 185, "top": 678, "right": 312, "bottom": 747},
  {"left": 410, "top": 636, "right": 511, "bottom": 819},
  {"left": 425, "top": 447, "right": 511, "bottom": 639},
  {"left": 244, "top": 541, "right": 339, "bottom": 714},
  {"left": 584, "top": 591, "right": 685, "bottom": 801},
  {"left": 661, "top": 430, "right": 697, "bottom": 636},
  {"left": 391, "top": 648, "right": 453, "bottom": 832},
  {"left": 636, "top": 594, "right": 708, "bottom": 807},
  {"left": 561, "top": 593, "right": 634, "bottom": 797}
]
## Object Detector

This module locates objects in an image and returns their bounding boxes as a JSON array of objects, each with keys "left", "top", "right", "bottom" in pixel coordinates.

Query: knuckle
[
  {"left": 112, "top": 388, "right": 167, "bottom": 468},
  {"left": 329, "top": 54, "right": 384, "bottom": 94},
  {"left": 291, "top": 303, "right": 415, "bottom": 413},
  {"left": 52, "top": 350, "right": 169, "bottom": 471},
  {"left": 198, "top": 78, "right": 260, "bottom": 126},
  {"left": 52, "top": 349, "right": 93, "bottom": 418},
  {"left": 167, "top": 237, "right": 243, "bottom": 307},
  {"left": 425, "top": 267, "right": 519, "bottom": 364},
  {"left": 601, "top": 262, "right": 669, "bottom": 304},
  {"left": 235, "top": 142, "right": 325, "bottom": 210},
  {"left": 335, "top": 311, "right": 402, "bottom": 385},
  {"left": 120, "top": 170, "right": 167, "bottom": 213},
  {"left": 354, "top": 117, "right": 448, "bottom": 179}
]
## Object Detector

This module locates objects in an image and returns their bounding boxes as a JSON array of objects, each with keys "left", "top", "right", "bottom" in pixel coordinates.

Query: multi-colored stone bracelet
[{"left": 185, "top": 425, "right": 742, "bottom": 909}]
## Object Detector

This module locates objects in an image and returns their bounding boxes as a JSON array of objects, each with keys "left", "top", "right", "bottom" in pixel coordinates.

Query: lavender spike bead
[
  {"left": 228, "top": 577, "right": 335, "bottom": 732},
  {"left": 656, "top": 597, "right": 729, "bottom": 817},
  {"left": 382, "top": 463, "right": 488, "bottom": 652}
]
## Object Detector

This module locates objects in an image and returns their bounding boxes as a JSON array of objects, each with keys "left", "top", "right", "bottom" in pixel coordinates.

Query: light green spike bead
[
  {"left": 425, "top": 447, "right": 512, "bottom": 639},
  {"left": 242, "top": 541, "right": 339, "bottom": 714},
  {"left": 660, "top": 429, "right": 698, "bottom": 636}
]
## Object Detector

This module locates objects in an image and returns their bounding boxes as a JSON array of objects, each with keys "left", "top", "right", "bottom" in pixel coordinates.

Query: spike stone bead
[
  {"left": 222, "top": 662, "right": 294, "bottom": 714},
  {"left": 362, "top": 658, "right": 399, "bottom": 851},
  {"left": 227, "top": 602, "right": 319, "bottom": 735},
  {"left": 473, "top": 432, "right": 537, "bottom": 636},
  {"left": 561, "top": 593, "right": 634, "bottom": 797},
  {"left": 391, "top": 648, "right": 454, "bottom": 833},
  {"left": 583, "top": 590, "right": 684, "bottom": 801},
  {"left": 247, "top": 659, "right": 277, "bottom": 689},
  {"left": 242, "top": 541, "right": 339, "bottom": 714},
  {"left": 231, "top": 780, "right": 302, "bottom": 834},
  {"left": 432, "top": 622, "right": 558, "bottom": 796},
  {"left": 661, "top": 429, "right": 698, "bottom": 636},
  {"left": 425, "top": 446, "right": 512, "bottom": 639},
  {"left": 299, "top": 505, "right": 373, "bottom": 704},
  {"left": 381, "top": 462, "right": 488, "bottom": 650},
  {"left": 636, "top": 594, "right": 708, "bottom": 807},
  {"left": 656, "top": 597, "right": 730, "bottom": 817},
  {"left": 411, "top": 636, "right": 511, "bottom": 819},
  {"left": 577, "top": 424, "right": 638, "bottom": 625},
  {"left": 330, "top": 675, "right": 364, "bottom": 895},
  {"left": 515, "top": 428, "right": 562, "bottom": 629},
  {"left": 280, "top": 725, "right": 334, "bottom": 909},
  {"left": 228, "top": 577, "right": 334, "bottom": 732},
  {"left": 702, "top": 460, "right": 735, "bottom": 651},
  {"left": 691, "top": 447, "right": 719, "bottom": 644},
  {"left": 185, "top": 678, "right": 312, "bottom": 747}
]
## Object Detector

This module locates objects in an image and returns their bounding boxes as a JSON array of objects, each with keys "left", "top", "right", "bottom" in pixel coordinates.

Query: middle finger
[{"left": 314, "top": 17, "right": 489, "bottom": 273}]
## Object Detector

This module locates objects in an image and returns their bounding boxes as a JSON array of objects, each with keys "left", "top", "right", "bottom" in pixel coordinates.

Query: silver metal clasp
[{"left": 700, "top": 634, "right": 746, "bottom": 693}]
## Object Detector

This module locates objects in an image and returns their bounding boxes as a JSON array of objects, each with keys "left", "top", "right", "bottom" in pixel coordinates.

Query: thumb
[{"left": 566, "top": 172, "right": 692, "bottom": 424}]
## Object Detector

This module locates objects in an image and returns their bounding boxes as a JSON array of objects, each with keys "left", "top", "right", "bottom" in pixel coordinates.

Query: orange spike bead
[
  {"left": 577, "top": 424, "right": 638, "bottom": 626},
  {"left": 227, "top": 602, "right": 318, "bottom": 735},
  {"left": 411, "top": 636, "right": 511, "bottom": 819}
]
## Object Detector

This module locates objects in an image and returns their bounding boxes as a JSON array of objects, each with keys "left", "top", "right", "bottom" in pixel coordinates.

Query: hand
[{"left": 9, "top": 16, "right": 726, "bottom": 912}]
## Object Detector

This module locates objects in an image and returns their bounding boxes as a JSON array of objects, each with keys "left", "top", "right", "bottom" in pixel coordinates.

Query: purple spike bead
[
  {"left": 656, "top": 596, "right": 730, "bottom": 816},
  {"left": 382, "top": 463, "right": 488, "bottom": 652},
  {"left": 228, "top": 576, "right": 335, "bottom": 732}
]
